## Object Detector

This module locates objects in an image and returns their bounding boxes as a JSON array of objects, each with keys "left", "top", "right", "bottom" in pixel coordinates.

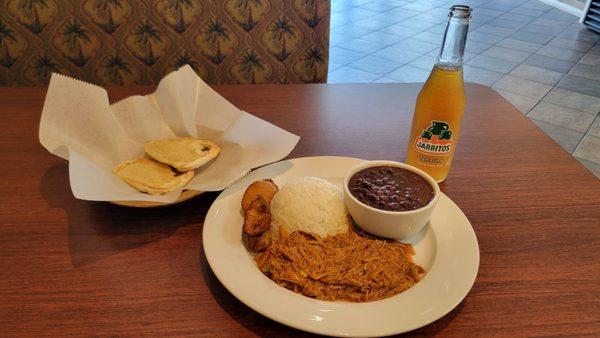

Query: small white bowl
[{"left": 343, "top": 160, "right": 440, "bottom": 239}]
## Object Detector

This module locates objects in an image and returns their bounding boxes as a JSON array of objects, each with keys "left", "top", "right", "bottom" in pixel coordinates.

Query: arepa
[
  {"left": 114, "top": 158, "right": 194, "bottom": 195},
  {"left": 145, "top": 137, "right": 220, "bottom": 172}
]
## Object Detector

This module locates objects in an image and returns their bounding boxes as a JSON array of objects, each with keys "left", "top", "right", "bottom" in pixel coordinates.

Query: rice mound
[{"left": 270, "top": 177, "right": 350, "bottom": 239}]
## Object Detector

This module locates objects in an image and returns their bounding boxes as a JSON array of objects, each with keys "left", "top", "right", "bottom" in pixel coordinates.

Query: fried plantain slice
[
  {"left": 243, "top": 197, "right": 271, "bottom": 236},
  {"left": 241, "top": 179, "right": 279, "bottom": 211},
  {"left": 247, "top": 230, "right": 272, "bottom": 252}
]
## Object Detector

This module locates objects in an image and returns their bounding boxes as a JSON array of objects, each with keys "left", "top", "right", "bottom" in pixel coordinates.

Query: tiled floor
[{"left": 328, "top": 0, "right": 600, "bottom": 178}]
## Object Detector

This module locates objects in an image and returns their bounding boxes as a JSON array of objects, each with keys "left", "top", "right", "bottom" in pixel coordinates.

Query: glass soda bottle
[{"left": 405, "top": 5, "right": 472, "bottom": 183}]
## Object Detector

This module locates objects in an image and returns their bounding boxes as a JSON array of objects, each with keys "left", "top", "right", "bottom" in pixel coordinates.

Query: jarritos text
[{"left": 414, "top": 121, "right": 453, "bottom": 156}]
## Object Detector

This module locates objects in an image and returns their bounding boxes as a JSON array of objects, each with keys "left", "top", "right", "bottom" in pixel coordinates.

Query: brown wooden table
[{"left": 1, "top": 84, "right": 599, "bottom": 337}]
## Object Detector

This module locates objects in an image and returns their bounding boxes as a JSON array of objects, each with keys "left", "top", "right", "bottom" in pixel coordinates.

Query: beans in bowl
[{"left": 348, "top": 166, "right": 434, "bottom": 212}]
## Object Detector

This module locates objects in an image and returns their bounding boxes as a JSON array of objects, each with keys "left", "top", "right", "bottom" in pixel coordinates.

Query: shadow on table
[
  {"left": 405, "top": 301, "right": 465, "bottom": 336},
  {"left": 40, "top": 162, "right": 216, "bottom": 268},
  {"left": 198, "top": 246, "right": 465, "bottom": 337},
  {"left": 198, "top": 249, "right": 314, "bottom": 337}
]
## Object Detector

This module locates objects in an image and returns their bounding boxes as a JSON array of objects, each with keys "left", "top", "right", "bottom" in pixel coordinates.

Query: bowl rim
[{"left": 343, "top": 160, "right": 440, "bottom": 216}]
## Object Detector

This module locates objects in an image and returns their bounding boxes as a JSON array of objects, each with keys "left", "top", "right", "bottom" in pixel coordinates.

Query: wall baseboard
[{"left": 538, "top": 0, "right": 585, "bottom": 17}]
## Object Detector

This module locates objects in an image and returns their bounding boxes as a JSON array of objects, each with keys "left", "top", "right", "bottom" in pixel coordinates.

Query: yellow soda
[{"left": 406, "top": 5, "right": 472, "bottom": 183}]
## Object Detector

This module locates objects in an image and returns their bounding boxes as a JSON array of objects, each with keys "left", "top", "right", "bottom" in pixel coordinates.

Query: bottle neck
[{"left": 436, "top": 7, "right": 471, "bottom": 70}]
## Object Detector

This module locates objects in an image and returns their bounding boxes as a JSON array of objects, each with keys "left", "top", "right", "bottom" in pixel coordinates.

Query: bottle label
[{"left": 414, "top": 120, "right": 453, "bottom": 156}]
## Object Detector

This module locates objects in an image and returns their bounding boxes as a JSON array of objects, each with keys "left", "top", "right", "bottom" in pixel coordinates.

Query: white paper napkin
[{"left": 39, "top": 65, "right": 300, "bottom": 202}]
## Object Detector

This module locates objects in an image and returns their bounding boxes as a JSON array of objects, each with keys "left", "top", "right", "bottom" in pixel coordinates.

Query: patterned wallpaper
[{"left": 0, "top": 0, "right": 330, "bottom": 86}]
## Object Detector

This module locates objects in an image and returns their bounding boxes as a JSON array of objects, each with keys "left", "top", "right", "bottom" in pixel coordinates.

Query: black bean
[{"left": 348, "top": 165, "right": 434, "bottom": 211}]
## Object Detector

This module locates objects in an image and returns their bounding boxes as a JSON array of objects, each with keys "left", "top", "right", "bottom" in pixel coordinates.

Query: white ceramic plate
[{"left": 203, "top": 156, "right": 479, "bottom": 337}]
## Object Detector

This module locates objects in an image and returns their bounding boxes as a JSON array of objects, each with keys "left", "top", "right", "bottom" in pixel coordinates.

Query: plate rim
[{"left": 202, "top": 156, "right": 480, "bottom": 337}]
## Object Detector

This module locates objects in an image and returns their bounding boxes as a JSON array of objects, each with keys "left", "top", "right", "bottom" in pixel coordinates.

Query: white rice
[{"left": 270, "top": 177, "right": 350, "bottom": 239}]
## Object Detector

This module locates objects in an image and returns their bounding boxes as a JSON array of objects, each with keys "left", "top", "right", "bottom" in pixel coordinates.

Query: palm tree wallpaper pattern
[
  {"left": 52, "top": 19, "right": 99, "bottom": 67},
  {"left": 82, "top": 0, "right": 132, "bottom": 34},
  {"left": 23, "top": 54, "right": 61, "bottom": 84},
  {"left": 95, "top": 52, "right": 140, "bottom": 85},
  {"left": 225, "top": 0, "right": 268, "bottom": 32},
  {"left": 0, "top": 20, "right": 27, "bottom": 69},
  {"left": 231, "top": 49, "right": 270, "bottom": 84},
  {"left": 7, "top": 0, "right": 59, "bottom": 34},
  {"left": 126, "top": 20, "right": 170, "bottom": 66},
  {"left": 0, "top": 0, "right": 330, "bottom": 86},
  {"left": 198, "top": 18, "right": 236, "bottom": 65},
  {"left": 261, "top": 16, "right": 299, "bottom": 62}
]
